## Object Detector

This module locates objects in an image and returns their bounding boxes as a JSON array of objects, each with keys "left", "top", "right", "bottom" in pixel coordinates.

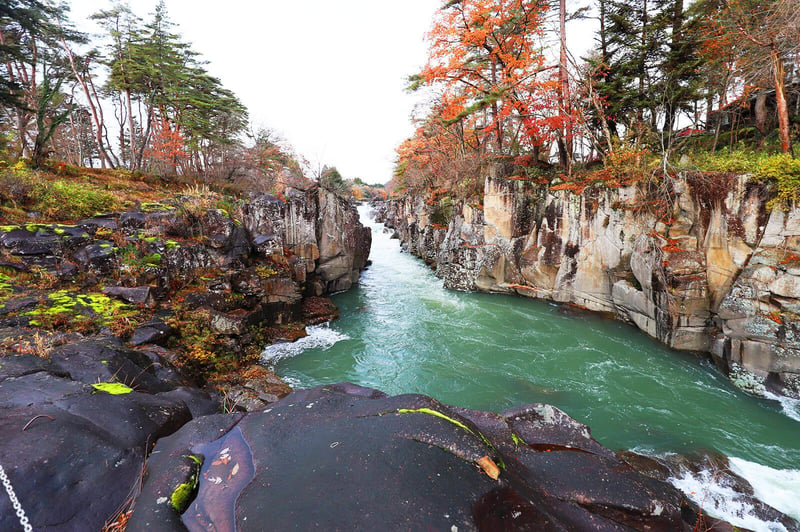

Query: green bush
[
  {"left": 689, "top": 149, "right": 761, "bottom": 174},
  {"left": 754, "top": 153, "right": 800, "bottom": 207}
]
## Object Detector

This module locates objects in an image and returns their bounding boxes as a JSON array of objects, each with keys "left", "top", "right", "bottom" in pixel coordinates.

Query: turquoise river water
[{"left": 265, "top": 206, "right": 800, "bottom": 530}]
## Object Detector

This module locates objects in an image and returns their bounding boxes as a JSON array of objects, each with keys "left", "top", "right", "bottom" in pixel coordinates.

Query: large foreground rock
[
  {"left": 0, "top": 340, "right": 218, "bottom": 531},
  {"left": 130, "top": 383, "right": 693, "bottom": 531}
]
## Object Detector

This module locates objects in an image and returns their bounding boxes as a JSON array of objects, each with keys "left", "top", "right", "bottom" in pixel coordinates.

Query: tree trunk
[
  {"left": 490, "top": 61, "right": 502, "bottom": 153},
  {"left": 662, "top": 0, "right": 685, "bottom": 132},
  {"left": 754, "top": 89, "right": 768, "bottom": 133},
  {"left": 125, "top": 88, "right": 136, "bottom": 170},
  {"left": 557, "top": 0, "right": 572, "bottom": 174},
  {"left": 771, "top": 47, "right": 792, "bottom": 154},
  {"left": 57, "top": 31, "right": 115, "bottom": 169}
]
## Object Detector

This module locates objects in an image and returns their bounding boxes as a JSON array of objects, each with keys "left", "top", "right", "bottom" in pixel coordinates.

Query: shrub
[
  {"left": 689, "top": 149, "right": 761, "bottom": 174},
  {"left": 754, "top": 153, "right": 800, "bottom": 207}
]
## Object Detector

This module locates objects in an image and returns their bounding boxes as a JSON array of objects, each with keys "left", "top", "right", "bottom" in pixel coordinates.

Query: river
[{"left": 265, "top": 205, "right": 800, "bottom": 530}]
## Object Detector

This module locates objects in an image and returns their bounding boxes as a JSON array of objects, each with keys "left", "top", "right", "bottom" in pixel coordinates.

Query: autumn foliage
[{"left": 393, "top": 0, "right": 567, "bottom": 198}]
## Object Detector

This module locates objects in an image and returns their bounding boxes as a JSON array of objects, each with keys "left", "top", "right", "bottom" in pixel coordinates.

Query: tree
[
  {"left": 0, "top": 0, "right": 85, "bottom": 166},
  {"left": 715, "top": 0, "right": 799, "bottom": 153},
  {"left": 92, "top": 2, "right": 142, "bottom": 169},
  {"left": 417, "top": 0, "right": 556, "bottom": 156},
  {"left": 319, "top": 166, "right": 350, "bottom": 197},
  {"left": 94, "top": 1, "right": 247, "bottom": 177},
  {"left": 0, "top": 0, "right": 55, "bottom": 108},
  {"left": 243, "top": 128, "right": 310, "bottom": 193}
]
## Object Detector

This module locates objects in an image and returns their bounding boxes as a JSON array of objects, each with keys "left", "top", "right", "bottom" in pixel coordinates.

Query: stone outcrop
[
  {"left": 0, "top": 339, "right": 219, "bottom": 531},
  {"left": 0, "top": 186, "right": 370, "bottom": 406},
  {"left": 383, "top": 173, "right": 800, "bottom": 399},
  {"left": 129, "top": 383, "right": 709, "bottom": 531},
  {"left": 240, "top": 187, "right": 371, "bottom": 294}
]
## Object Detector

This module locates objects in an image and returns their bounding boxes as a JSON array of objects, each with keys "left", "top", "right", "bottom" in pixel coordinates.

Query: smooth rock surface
[{"left": 130, "top": 383, "right": 692, "bottom": 531}]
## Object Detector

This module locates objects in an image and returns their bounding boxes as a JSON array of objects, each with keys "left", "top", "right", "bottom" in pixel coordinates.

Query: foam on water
[
  {"left": 764, "top": 391, "right": 800, "bottom": 423},
  {"left": 728, "top": 457, "right": 800, "bottom": 521},
  {"left": 668, "top": 462, "right": 796, "bottom": 532},
  {"left": 261, "top": 324, "right": 349, "bottom": 364}
]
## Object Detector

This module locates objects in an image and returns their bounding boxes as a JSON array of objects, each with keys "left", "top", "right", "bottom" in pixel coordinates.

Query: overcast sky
[{"left": 66, "top": 0, "right": 442, "bottom": 184}]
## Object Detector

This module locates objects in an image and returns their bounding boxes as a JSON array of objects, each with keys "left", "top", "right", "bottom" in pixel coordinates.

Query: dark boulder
[
  {"left": 0, "top": 227, "right": 60, "bottom": 256},
  {"left": 77, "top": 216, "right": 119, "bottom": 231},
  {"left": 73, "top": 241, "right": 116, "bottom": 273},
  {"left": 0, "top": 340, "right": 218, "bottom": 531},
  {"left": 131, "top": 318, "right": 173, "bottom": 347},
  {"left": 103, "top": 285, "right": 155, "bottom": 307},
  {"left": 130, "top": 383, "right": 691, "bottom": 531}
]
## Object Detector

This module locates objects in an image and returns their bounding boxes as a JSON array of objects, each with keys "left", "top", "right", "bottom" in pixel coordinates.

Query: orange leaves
[
  {"left": 144, "top": 118, "right": 187, "bottom": 171},
  {"left": 418, "top": 0, "right": 553, "bottom": 151}
]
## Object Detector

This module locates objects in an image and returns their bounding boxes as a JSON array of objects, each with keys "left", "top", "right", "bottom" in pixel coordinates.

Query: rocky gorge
[
  {"left": 0, "top": 173, "right": 794, "bottom": 531},
  {"left": 380, "top": 171, "right": 800, "bottom": 401}
]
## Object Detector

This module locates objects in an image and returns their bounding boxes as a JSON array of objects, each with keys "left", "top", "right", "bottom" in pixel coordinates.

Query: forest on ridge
[
  {"left": 1, "top": 0, "right": 799, "bottom": 205},
  {"left": 390, "top": 0, "right": 800, "bottom": 201}
]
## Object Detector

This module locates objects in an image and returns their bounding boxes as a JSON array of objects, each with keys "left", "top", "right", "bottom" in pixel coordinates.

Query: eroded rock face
[
  {"left": 240, "top": 188, "right": 371, "bottom": 294},
  {"left": 129, "top": 383, "right": 694, "bottom": 531},
  {"left": 0, "top": 340, "right": 218, "bottom": 532},
  {"left": 385, "top": 173, "right": 800, "bottom": 399}
]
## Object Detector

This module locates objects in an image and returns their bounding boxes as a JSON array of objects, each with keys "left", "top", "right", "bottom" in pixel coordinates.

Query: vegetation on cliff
[
  {"left": 390, "top": 0, "right": 799, "bottom": 210},
  {"left": 0, "top": 0, "right": 383, "bottom": 204}
]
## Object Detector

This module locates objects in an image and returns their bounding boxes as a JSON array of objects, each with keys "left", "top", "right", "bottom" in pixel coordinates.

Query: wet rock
[
  {"left": 56, "top": 260, "right": 78, "bottom": 281},
  {"left": 77, "top": 216, "right": 118, "bottom": 231},
  {"left": 0, "top": 296, "right": 38, "bottom": 316},
  {"left": 131, "top": 318, "right": 173, "bottom": 347},
  {"left": 0, "top": 227, "right": 60, "bottom": 256},
  {"left": 130, "top": 384, "right": 691, "bottom": 531},
  {"left": 0, "top": 339, "right": 217, "bottom": 532},
  {"left": 626, "top": 452, "right": 800, "bottom": 532},
  {"left": 103, "top": 285, "right": 155, "bottom": 307},
  {"left": 73, "top": 241, "right": 116, "bottom": 273}
]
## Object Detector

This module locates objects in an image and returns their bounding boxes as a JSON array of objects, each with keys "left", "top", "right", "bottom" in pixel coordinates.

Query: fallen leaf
[{"left": 477, "top": 455, "right": 500, "bottom": 480}]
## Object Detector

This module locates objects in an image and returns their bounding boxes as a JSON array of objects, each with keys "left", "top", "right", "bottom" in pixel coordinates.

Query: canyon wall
[{"left": 383, "top": 173, "right": 800, "bottom": 399}]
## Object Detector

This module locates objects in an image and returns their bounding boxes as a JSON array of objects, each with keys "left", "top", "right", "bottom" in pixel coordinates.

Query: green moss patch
[
  {"left": 91, "top": 382, "right": 133, "bottom": 395},
  {"left": 171, "top": 455, "right": 203, "bottom": 513},
  {"left": 396, "top": 407, "right": 504, "bottom": 469},
  {"left": 25, "top": 290, "right": 136, "bottom": 328}
]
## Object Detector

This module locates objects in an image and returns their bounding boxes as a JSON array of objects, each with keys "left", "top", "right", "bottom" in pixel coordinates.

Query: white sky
[
  {"left": 65, "top": 0, "right": 442, "bottom": 185},
  {"left": 65, "top": 1, "right": 597, "bottom": 185}
]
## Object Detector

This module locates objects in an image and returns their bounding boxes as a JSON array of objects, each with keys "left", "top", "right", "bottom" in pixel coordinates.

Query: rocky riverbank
[
  {"left": 0, "top": 184, "right": 370, "bottom": 528},
  {"left": 1, "top": 176, "right": 794, "bottom": 530},
  {"left": 379, "top": 172, "right": 800, "bottom": 400},
  {"left": 0, "top": 185, "right": 370, "bottom": 395}
]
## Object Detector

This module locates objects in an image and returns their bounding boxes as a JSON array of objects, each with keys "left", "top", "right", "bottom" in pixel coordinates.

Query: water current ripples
[{"left": 265, "top": 206, "right": 800, "bottom": 529}]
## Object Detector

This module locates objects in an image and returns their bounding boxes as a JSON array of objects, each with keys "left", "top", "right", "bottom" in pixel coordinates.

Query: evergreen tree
[
  {"left": 97, "top": 1, "right": 247, "bottom": 177},
  {"left": 0, "top": 0, "right": 84, "bottom": 166}
]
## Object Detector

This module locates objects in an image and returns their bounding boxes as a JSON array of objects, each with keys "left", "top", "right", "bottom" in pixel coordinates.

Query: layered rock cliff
[{"left": 382, "top": 173, "right": 800, "bottom": 399}]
